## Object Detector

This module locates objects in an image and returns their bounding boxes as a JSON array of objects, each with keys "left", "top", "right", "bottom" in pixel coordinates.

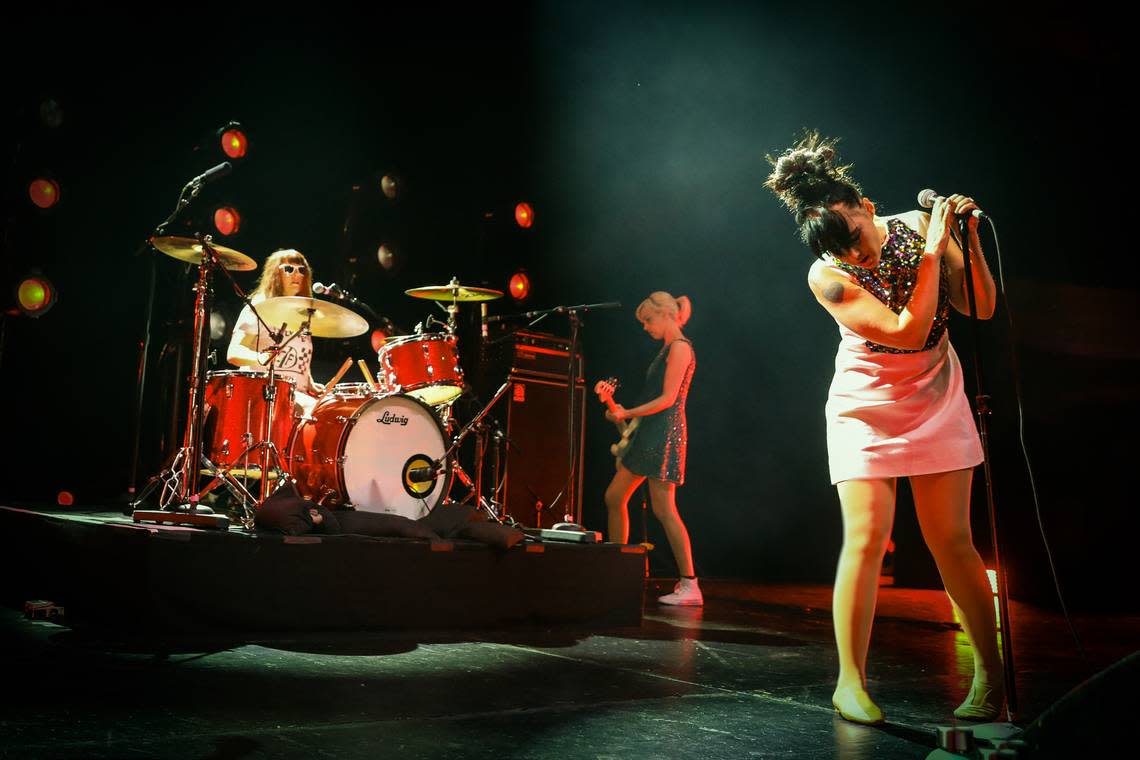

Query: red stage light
[
  {"left": 514, "top": 202, "right": 534, "bottom": 229},
  {"left": 57, "top": 491, "right": 74, "bottom": 506},
  {"left": 214, "top": 207, "right": 242, "bottom": 236},
  {"left": 16, "top": 274, "right": 56, "bottom": 317},
  {"left": 220, "top": 128, "right": 248, "bottom": 159},
  {"left": 29, "top": 178, "right": 60, "bottom": 209},
  {"left": 509, "top": 271, "right": 530, "bottom": 302}
]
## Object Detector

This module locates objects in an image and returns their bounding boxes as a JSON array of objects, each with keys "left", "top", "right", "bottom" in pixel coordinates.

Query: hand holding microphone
[{"left": 917, "top": 189, "right": 987, "bottom": 220}]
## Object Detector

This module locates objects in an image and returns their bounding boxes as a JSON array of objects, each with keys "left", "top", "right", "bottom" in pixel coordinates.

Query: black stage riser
[{"left": 0, "top": 507, "right": 644, "bottom": 632}]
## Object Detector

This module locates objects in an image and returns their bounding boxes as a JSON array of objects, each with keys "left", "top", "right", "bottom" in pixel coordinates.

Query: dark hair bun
[{"left": 765, "top": 131, "right": 860, "bottom": 218}]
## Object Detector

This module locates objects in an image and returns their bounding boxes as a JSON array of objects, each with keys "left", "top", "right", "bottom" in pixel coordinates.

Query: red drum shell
[
  {"left": 376, "top": 334, "right": 463, "bottom": 406},
  {"left": 202, "top": 370, "right": 296, "bottom": 469},
  {"left": 288, "top": 393, "right": 450, "bottom": 518}
]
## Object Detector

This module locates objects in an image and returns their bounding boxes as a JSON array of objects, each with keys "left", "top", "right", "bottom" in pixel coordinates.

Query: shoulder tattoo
[{"left": 822, "top": 281, "right": 844, "bottom": 304}]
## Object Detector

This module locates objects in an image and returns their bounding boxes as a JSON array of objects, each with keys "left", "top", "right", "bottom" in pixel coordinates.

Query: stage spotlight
[
  {"left": 509, "top": 271, "right": 531, "bottom": 302},
  {"left": 39, "top": 98, "right": 64, "bottom": 129},
  {"left": 514, "top": 201, "right": 534, "bottom": 229},
  {"left": 29, "top": 178, "right": 60, "bottom": 209},
  {"left": 380, "top": 174, "right": 399, "bottom": 199},
  {"left": 377, "top": 244, "right": 398, "bottom": 271},
  {"left": 219, "top": 123, "right": 248, "bottom": 159},
  {"left": 213, "top": 206, "right": 242, "bottom": 236},
  {"left": 57, "top": 491, "right": 74, "bottom": 506},
  {"left": 209, "top": 312, "right": 229, "bottom": 342},
  {"left": 16, "top": 273, "right": 57, "bottom": 317}
]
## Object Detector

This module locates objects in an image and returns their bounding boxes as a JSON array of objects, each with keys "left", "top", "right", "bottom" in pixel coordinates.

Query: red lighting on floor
[
  {"left": 220, "top": 128, "right": 248, "bottom": 159},
  {"left": 29, "top": 178, "right": 60, "bottom": 209},
  {"left": 514, "top": 202, "right": 534, "bottom": 229},
  {"left": 509, "top": 271, "right": 530, "bottom": 302},
  {"left": 16, "top": 274, "right": 56, "bottom": 317},
  {"left": 214, "top": 207, "right": 242, "bottom": 236}
]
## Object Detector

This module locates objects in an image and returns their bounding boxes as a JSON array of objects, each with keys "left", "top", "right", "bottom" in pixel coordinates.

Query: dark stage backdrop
[{"left": 3, "top": 3, "right": 1134, "bottom": 611}]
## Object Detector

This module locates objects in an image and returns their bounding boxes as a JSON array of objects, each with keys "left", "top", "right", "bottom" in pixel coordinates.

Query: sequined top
[
  {"left": 830, "top": 217, "right": 950, "bottom": 354},
  {"left": 620, "top": 338, "right": 695, "bottom": 485}
]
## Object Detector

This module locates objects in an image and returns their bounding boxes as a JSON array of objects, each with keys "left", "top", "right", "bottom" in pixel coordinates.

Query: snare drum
[
  {"left": 288, "top": 393, "right": 451, "bottom": 518},
  {"left": 327, "top": 382, "right": 379, "bottom": 399},
  {"left": 202, "top": 370, "right": 297, "bottom": 468},
  {"left": 376, "top": 333, "right": 463, "bottom": 406}
]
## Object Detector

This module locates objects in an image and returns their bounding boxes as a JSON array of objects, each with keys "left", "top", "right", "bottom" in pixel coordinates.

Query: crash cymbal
[
  {"left": 255, "top": 296, "right": 370, "bottom": 338},
  {"left": 151, "top": 236, "right": 257, "bottom": 271},
  {"left": 405, "top": 280, "right": 503, "bottom": 302}
]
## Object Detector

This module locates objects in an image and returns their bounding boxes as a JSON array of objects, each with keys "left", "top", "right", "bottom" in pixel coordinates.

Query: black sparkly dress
[{"left": 621, "top": 339, "right": 695, "bottom": 485}]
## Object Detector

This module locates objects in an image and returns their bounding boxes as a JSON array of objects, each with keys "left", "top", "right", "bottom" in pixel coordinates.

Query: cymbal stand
[
  {"left": 128, "top": 178, "right": 201, "bottom": 504},
  {"left": 134, "top": 235, "right": 230, "bottom": 528}
]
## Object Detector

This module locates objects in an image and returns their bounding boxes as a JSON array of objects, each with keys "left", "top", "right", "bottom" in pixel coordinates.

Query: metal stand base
[{"left": 132, "top": 508, "right": 230, "bottom": 530}]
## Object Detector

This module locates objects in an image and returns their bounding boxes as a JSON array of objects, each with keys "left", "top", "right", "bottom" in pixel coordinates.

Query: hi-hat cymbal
[
  {"left": 151, "top": 236, "right": 257, "bottom": 271},
  {"left": 405, "top": 281, "right": 503, "bottom": 302},
  {"left": 255, "top": 296, "right": 370, "bottom": 338}
]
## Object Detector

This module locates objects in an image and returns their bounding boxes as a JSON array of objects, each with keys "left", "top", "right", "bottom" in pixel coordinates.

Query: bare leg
[
  {"left": 647, "top": 478, "right": 694, "bottom": 577},
  {"left": 910, "top": 469, "right": 1004, "bottom": 716},
  {"left": 604, "top": 462, "right": 645, "bottom": 544},
  {"left": 832, "top": 477, "right": 896, "bottom": 722}
]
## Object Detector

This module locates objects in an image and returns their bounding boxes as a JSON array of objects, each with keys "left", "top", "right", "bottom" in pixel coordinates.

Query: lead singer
[{"left": 764, "top": 133, "right": 1002, "bottom": 724}]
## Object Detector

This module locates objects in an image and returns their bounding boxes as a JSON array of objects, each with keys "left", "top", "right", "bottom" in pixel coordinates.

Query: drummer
[{"left": 227, "top": 249, "right": 325, "bottom": 415}]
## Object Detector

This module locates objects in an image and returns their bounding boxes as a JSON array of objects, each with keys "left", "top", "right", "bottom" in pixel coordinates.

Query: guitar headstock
[{"left": 594, "top": 376, "right": 619, "bottom": 402}]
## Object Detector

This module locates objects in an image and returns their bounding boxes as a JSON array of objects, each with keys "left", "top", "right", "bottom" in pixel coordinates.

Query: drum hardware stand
[
  {"left": 133, "top": 235, "right": 230, "bottom": 529},
  {"left": 194, "top": 260, "right": 313, "bottom": 518},
  {"left": 411, "top": 380, "right": 512, "bottom": 521},
  {"left": 190, "top": 323, "right": 310, "bottom": 530}
]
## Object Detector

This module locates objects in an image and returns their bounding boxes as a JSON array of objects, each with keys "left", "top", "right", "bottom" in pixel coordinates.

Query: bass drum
[{"left": 288, "top": 393, "right": 450, "bottom": 519}]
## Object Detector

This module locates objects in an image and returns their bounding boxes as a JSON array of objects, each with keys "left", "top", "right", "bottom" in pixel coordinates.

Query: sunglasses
[{"left": 281, "top": 264, "right": 308, "bottom": 275}]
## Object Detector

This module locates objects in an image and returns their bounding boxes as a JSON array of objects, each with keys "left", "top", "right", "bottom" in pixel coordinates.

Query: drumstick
[
  {"left": 319, "top": 357, "right": 354, "bottom": 398},
  {"left": 357, "top": 359, "right": 379, "bottom": 392}
]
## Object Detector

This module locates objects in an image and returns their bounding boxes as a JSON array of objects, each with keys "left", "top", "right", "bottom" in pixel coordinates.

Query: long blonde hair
[
  {"left": 636, "top": 291, "right": 691, "bottom": 327},
  {"left": 250, "top": 249, "right": 313, "bottom": 303}
]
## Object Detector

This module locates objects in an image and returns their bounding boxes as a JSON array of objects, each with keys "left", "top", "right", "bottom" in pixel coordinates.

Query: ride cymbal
[{"left": 405, "top": 282, "right": 503, "bottom": 302}]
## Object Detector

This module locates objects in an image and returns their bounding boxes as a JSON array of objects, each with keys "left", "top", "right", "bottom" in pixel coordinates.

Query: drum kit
[{"left": 131, "top": 235, "right": 509, "bottom": 530}]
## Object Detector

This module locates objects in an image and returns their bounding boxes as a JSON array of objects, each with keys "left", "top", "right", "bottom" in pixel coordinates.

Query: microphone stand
[
  {"left": 412, "top": 381, "right": 513, "bottom": 520},
  {"left": 957, "top": 215, "right": 1018, "bottom": 721}
]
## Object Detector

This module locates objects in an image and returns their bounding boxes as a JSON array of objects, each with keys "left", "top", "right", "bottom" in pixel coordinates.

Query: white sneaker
[{"left": 658, "top": 577, "right": 703, "bottom": 606}]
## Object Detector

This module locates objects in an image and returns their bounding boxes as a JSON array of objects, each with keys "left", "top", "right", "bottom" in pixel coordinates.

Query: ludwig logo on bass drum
[{"left": 376, "top": 410, "right": 410, "bottom": 426}]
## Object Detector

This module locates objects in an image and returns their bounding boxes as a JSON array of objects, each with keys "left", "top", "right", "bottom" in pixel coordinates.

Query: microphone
[
  {"left": 917, "top": 189, "right": 987, "bottom": 220},
  {"left": 313, "top": 282, "right": 343, "bottom": 297},
  {"left": 407, "top": 464, "right": 440, "bottom": 483},
  {"left": 186, "top": 161, "right": 233, "bottom": 188}
]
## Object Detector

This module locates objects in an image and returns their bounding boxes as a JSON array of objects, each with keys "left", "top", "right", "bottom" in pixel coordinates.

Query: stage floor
[{"left": 3, "top": 571, "right": 1137, "bottom": 758}]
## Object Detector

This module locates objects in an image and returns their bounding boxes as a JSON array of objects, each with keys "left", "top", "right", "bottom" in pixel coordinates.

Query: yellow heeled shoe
[
  {"left": 832, "top": 685, "right": 885, "bottom": 725},
  {"left": 953, "top": 678, "right": 1005, "bottom": 721}
]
